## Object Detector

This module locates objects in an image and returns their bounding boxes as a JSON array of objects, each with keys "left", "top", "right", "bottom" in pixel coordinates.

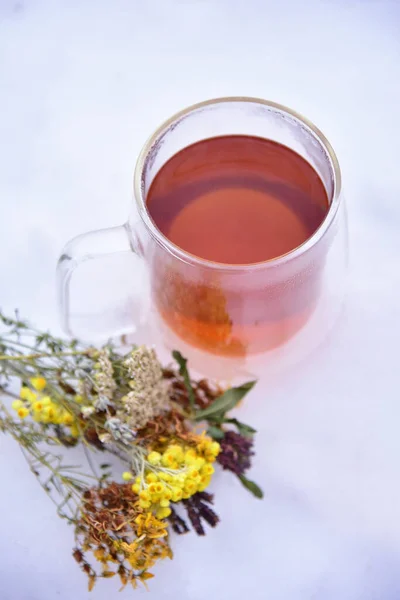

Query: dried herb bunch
[{"left": 0, "top": 311, "right": 262, "bottom": 591}]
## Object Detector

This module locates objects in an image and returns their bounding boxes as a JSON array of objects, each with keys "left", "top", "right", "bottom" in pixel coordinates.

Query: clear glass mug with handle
[{"left": 57, "top": 97, "right": 347, "bottom": 374}]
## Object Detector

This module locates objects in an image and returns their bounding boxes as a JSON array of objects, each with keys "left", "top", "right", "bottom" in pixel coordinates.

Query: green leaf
[
  {"left": 207, "top": 426, "right": 225, "bottom": 440},
  {"left": 100, "top": 463, "right": 111, "bottom": 470},
  {"left": 238, "top": 474, "right": 263, "bottom": 499},
  {"left": 223, "top": 417, "right": 256, "bottom": 437},
  {"left": 172, "top": 350, "right": 195, "bottom": 411},
  {"left": 195, "top": 381, "right": 256, "bottom": 421}
]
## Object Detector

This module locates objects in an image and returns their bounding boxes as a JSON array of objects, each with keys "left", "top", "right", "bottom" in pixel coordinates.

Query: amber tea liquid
[{"left": 147, "top": 136, "right": 329, "bottom": 356}]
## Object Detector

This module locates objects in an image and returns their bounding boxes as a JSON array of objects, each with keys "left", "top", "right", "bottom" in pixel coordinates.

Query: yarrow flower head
[
  {"left": 93, "top": 349, "right": 116, "bottom": 400},
  {"left": 118, "top": 347, "right": 170, "bottom": 430}
]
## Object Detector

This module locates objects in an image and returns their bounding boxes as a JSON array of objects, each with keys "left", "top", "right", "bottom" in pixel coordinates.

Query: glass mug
[{"left": 57, "top": 97, "right": 347, "bottom": 367}]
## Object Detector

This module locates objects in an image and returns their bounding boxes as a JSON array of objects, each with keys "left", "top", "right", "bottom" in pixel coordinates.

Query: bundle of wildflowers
[{"left": 0, "top": 311, "right": 262, "bottom": 591}]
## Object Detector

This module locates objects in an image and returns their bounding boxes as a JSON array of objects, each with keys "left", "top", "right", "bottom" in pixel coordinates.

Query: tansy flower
[
  {"left": 148, "top": 483, "right": 158, "bottom": 495},
  {"left": 161, "top": 452, "right": 176, "bottom": 467},
  {"left": 42, "top": 405, "right": 57, "bottom": 423},
  {"left": 32, "top": 400, "right": 45, "bottom": 412},
  {"left": 17, "top": 407, "right": 29, "bottom": 419},
  {"left": 198, "top": 476, "right": 211, "bottom": 492},
  {"left": 155, "top": 507, "right": 171, "bottom": 520},
  {"left": 184, "top": 449, "right": 197, "bottom": 465},
  {"left": 133, "top": 437, "right": 220, "bottom": 515},
  {"left": 139, "top": 490, "right": 151, "bottom": 502},
  {"left": 30, "top": 376, "right": 46, "bottom": 391},
  {"left": 20, "top": 387, "right": 36, "bottom": 403},
  {"left": 11, "top": 400, "right": 24, "bottom": 411},
  {"left": 171, "top": 487, "right": 183, "bottom": 502},
  {"left": 62, "top": 412, "right": 74, "bottom": 426},
  {"left": 122, "top": 472, "right": 133, "bottom": 482},
  {"left": 70, "top": 423, "right": 80, "bottom": 437},
  {"left": 147, "top": 451, "right": 161, "bottom": 466},
  {"left": 201, "top": 464, "right": 214, "bottom": 476}
]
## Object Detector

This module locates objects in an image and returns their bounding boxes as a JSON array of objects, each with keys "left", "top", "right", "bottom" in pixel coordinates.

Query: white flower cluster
[
  {"left": 119, "top": 346, "right": 170, "bottom": 430},
  {"left": 94, "top": 349, "right": 117, "bottom": 400}
]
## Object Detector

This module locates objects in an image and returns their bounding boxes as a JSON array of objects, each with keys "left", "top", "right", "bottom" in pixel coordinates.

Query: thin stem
[
  {"left": 0, "top": 350, "right": 90, "bottom": 361},
  {"left": 82, "top": 443, "right": 99, "bottom": 480}
]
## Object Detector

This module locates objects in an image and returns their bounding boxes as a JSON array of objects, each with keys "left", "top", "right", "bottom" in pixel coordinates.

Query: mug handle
[{"left": 57, "top": 223, "right": 148, "bottom": 339}]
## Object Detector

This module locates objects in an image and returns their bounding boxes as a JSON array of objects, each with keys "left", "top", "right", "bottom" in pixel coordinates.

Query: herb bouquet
[{"left": 0, "top": 312, "right": 262, "bottom": 591}]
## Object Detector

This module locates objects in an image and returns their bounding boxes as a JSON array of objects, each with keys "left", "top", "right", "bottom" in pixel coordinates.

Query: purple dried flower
[
  {"left": 217, "top": 430, "right": 254, "bottom": 475},
  {"left": 168, "top": 492, "right": 220, "bottom": 536},
  {"left": 168, "top": 507, "right": 190, "bottom": 535}
]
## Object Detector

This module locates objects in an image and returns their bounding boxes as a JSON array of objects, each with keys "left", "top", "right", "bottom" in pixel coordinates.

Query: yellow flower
[
  {"left": 120, "top": 533, "right": 171, "bottom": 574},
  {"left": 93, "top": 547, "right": 107, "bottom": 562},
  {"left": 209, "top": 442, "right": 220, "bottom": 456},
  {"left": 154, "top": 482, "right": 165, "bottom": 494},
  {"left": 184, "top": 481, "right": 197, "bottom": 495},
  {"left": 20, "top": 387, "right": 36, "bottom": 403},
  {"left": 184, "top": 449, "right": 197, "bottom": 465},
  {"left": 201, "top": 464, "right": 215, "bottom": 476},
  {"left": 170, "top": 487, "right": 183, "bottom": 502},
  {"left": 188, "top": 467, "right": 201, "bottom": 481},
  {"left": 134, "top": 437, "right": 218, "bottom": 513},
  {"left": 42, "top": 405, "right": 57, "bottom": 423},
  {"left": 11, "top": 400, "right": 24, "bottom": 411},
  {"left": 197, "top": 476, "right": 211, "bottom": 492},
  {"left": 147, "top": 482, "right": 156, "bottom": 494},
  {"left": 62, "top": 412, "right": 74, "bottom": 426},
  {"left": 32, "top": 400, "right": 45, "bottom": 412},
  {"left": 156, "top": 507, "right": 171, "bottom": 520},
  {"left": 17, "top": 407, "right": 29, "bottom": 419},
  {"left": 167, "top": 444, "right": 184, "bottom": 461},
  {"left": 122, "top": 472, "right": 133, "bottom": 482},
  {"left": 147, "top": 451, "right": 161, "bottom": 466},
  {"left": 139, "top": 572, "right": 155, "bottom": 588},
  {"left": 30, "top": 376, "right": 46, "bottom": 391},
  {"left": 162, "top": 489, "right": 172, "bottom": 501},
  {"left": 70, "top": 423, "right": 80, "bottom": 437},
  {"left": 194, "top": 457, "right": 206, "bottom": 469},
  {"left": 135, "top": 512, "right": 168, "bottom": 538},
  {"left": 161, "top": 452, "right": 177, "bottom": 467},
  {"left": 54, "top": 408, "right": 66, "bottom": 425},
  {"left": 139, "top": 490, "right": 151, "bottom": 502}
]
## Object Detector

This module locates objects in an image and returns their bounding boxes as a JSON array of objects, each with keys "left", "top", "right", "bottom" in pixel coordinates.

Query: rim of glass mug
[{"left": 133, "top": 96, "right": 342, "bottom": 271}]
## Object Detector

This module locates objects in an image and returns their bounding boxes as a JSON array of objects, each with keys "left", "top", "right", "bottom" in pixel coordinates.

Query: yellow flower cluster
[
  {"left": 12, "top": 378, "right": 79, "bottom": 436},
  {"left": 124, "top": 437, "right": 220, "bottom": 520}
]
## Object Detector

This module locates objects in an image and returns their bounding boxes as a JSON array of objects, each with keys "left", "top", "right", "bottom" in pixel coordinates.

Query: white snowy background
[{"left": 0, "top": 1, "right": 399, "bottom": 599}]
